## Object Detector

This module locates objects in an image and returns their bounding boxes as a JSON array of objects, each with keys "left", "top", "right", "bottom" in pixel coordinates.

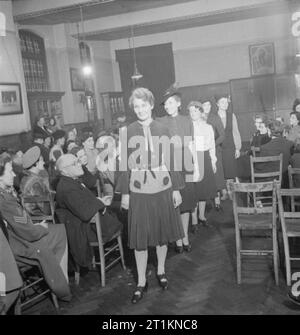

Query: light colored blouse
[
  {"left": 218, "top": 111, "right": 242, "bottom": 151},
  {"left": 192, "top": 120, "right": 217, "bottom": 166}
]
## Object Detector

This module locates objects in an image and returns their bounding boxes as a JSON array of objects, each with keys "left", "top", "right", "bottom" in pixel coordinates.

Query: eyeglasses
[{"left": 62, "top": 159, "right": 81, "bottom": 169}]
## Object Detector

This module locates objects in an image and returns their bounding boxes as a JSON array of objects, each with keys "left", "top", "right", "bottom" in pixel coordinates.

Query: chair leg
[
  {"left": 117, "top": 235, "right": 126, "bottom": 270},
  {"left": 236, "top": 228, "right": 242, "bottom": 284},
  {"left": 98, "top": 244, "right": 105, "bottom": 287},
  {"left": 51, "top": 293, "right": 59, "bottom": 309},
  {"left": 273, "top": 228, "right": 279, "bottom": 286},
  {"left": 283, "top": 236, "right": 292, "bottom": 286}
]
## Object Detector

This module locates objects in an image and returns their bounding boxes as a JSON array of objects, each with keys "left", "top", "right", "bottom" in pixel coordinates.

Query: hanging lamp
[{"left": 130, "top": 25, "right": 143, "bottom": 80}]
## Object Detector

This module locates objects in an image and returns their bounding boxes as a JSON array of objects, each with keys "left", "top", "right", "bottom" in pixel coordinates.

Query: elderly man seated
[{"left": 55, "top": 154, "right": 122, "bottom": 273}]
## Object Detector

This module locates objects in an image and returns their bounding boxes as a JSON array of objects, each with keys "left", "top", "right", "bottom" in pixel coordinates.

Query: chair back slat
[
  {"left": 250, "top": 154, "right": 283, "bottom": 184},
  {"left": 22, "top": 193, "right": 56, "bottom": 224}
]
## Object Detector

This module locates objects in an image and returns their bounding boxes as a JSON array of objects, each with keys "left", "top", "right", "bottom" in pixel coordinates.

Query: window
[{"left": 19, "top": 30, "right": 49, "bottom": 92}]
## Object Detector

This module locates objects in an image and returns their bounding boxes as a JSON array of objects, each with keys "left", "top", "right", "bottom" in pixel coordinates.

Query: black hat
[
  {"left": 52, "top": 129, "right": 66, "bottom": 142},
  {"left": 161, "top": 82, "right": 182, "bottom": 105}
]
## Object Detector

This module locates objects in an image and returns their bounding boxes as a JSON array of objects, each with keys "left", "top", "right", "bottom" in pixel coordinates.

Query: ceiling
[
  {"left": 13, "top": 0, "right": 196, "bottom": 25},
  {"left": 13, "top": 0, "right": 299, "bottom": 41}
]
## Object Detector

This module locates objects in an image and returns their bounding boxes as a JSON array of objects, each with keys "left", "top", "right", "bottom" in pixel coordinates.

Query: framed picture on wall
[
  {"left": 70, "top": 67, "right": 85, "bottom": 91},
  {"left": 249, "top": 43, "right": 275, "bottom": 76},
  {"left": 0, "top": 83, "right": 23, "bottom": 115}
]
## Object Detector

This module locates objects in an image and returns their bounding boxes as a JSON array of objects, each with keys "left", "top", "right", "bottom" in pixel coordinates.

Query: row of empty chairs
[{"left": 230, "top": 153, "right": 300, "bottom": 286}]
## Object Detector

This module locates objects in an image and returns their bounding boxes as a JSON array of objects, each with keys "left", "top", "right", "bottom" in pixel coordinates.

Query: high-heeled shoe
[
  {"left": 183, "top": 244, "right": 192, "bottom": 252},
  {"left": 198, "top": 218, "right": 212, "bottom": 228},
  {"left": 157, "top": 273, "right": 168, "bottom": 290},
  {"left": 131, "top": 282, "right": 148, "bottom": 304},
  {"left": 191, "top": 224, "right": 199, "bottom": 234},
  {"left": 175, "top": 245, "right": 183, "bottom": 253}
]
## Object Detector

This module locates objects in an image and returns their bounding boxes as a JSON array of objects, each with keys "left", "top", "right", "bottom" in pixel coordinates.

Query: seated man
[
  {"left": 0, "top": 153, "right": 70, "bottom": 301},
  {"left": 55, "top": 154, "right": 122, "bottom": 271}
]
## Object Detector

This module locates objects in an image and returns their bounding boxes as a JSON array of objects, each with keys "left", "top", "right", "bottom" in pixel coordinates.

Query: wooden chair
[
  {"left": 250, "top": 146, "right": 260, "bottom": 157},
  {"left": 250, "top": 154, "right": 282, "bottom": 206},
  {"left": 276, "top": 185, "right": 300, "bottom": 286},
  {"left": 288, "top": 166, "right": 300, "bottom": 212},
  {"left": 89, "top": 211, "right": 126, "bottom": 287},
  {"left": 229, "top": 181, "right": 279, "bottom": 285},
  {"left": 19, "top": 194, "right": 59, "bottom": 311},
  {"left": 21, "top": 192, "right": 56, "bottom": 224}
]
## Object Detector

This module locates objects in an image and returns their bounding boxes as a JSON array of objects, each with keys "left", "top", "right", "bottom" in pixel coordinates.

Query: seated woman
[
  {"left": 284, "top": 109, "right": 300, "bottom": 143},
  {"left": 250, "top": 114, "right": 271, "bottom": 149},
  {"left": 0, "top": 213, "right": 22, "bottom": 315},
  {"left": 290, "top": 138, "right": 300, "bottom": 187},
  {"left": 20, "top": 146, "right": 51, "bottom": 216},
  {"left": 0, "top": 153, "right": 70, "bottom": 301}
]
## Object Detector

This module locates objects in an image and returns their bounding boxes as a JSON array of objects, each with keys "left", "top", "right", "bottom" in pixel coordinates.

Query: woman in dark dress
[
  {"left": 202, "top": 99, "right": 225, "bottom": 209},
  {"left": 117, "top": 87, "right": 184, "bottom": 304},
  {"left": 158, "top": 84, "right": 197, "bottom": 251},
  {"left": 188, "top": 101, "right": 217, "bottom": 226},
  {"left": 216, "top": 95, "right": 241, "bottom": 199}
]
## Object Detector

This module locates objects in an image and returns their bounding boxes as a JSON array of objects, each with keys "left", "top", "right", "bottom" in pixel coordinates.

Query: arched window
[{"left": 19, "top": 30, "right": 49, "bottom": 92}]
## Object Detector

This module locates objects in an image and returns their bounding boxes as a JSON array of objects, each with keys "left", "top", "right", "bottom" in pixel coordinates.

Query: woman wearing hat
[
  {"left": 187, "top": 101, "right": 217, "bottom": 227},
  {"left": 216, "top": 95, "right": 241, "bottom": 196},
  {"left": 117, "top": 87, "right": 184, "bottom": 303},
  {"left": 20, "top": 146, "right": 51, "bottom": 216},
  {"left": 201, "top": 98, "right": 226, "bottom": 209},
  {"left": 158, "top": 83, "right": 197, "bottom": 250}
]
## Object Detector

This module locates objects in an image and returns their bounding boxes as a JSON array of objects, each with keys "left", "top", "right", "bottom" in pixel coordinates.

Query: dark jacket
[
  {"left": 0, "top": 188, "right": 70, "bottom": 299},
  {"left": 55, "top": 176, "right": 122, "bottom": 267}
]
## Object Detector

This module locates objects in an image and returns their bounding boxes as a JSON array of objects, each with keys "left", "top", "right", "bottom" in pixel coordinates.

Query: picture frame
[
  {"left": 70, "top": 67, "right": 85, "bottom": 91},
  {"left": 0, "top": 83, "right": 23, "bottom": 116},
  {"left": 249, "top": 43, "right": 275, "bottom": 76}
]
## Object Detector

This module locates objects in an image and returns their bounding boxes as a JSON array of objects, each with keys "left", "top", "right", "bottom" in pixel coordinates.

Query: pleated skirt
[{"left": 128, "top": 188, "right": 184, "bottom": 250}]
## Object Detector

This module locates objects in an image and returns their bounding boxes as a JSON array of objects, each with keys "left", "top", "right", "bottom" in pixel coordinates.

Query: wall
[
  {"left": 110, "top": 13, "right": 296, "bottom": 140},
  {"left": 0, "top": 0, "right": 30, "bottom": 136},
  {"left": 111, "top": 14, "right": 293, "bottom": 87}
]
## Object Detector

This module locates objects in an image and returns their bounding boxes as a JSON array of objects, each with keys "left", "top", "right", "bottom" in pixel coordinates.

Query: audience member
[
  {"left": 285, "top": 111, "right": 300, "bottom": 142},
  {"left": 0, "top": 153, "right": 70, "bottom": 301},
  {"left": 20, "top": 146, "right": 51, "bottom": 216},
  {"left": 33, "top": 114, "right": 51, "bottom": 138},
  {"left": 257, "top": 120, "right": 293, "bottom": 187},
  {"left": 81, "top": 132, "right": 98, "bottom": 175},
  {"left": 250, "top": 114, "right": 271, "bottom": 148},
  {"left": 55, "top": 154, "right": 122, "bottom": 272}
]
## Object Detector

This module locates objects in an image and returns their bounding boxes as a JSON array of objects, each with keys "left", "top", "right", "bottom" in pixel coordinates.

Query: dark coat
[
  {"left": 55, "top": 176, "right": 122, "bottom": 268},
  {"left": 0, "top": 189, "right": 70, "bottom": 299},
  {"left": 258, "top": 137, "right": 293, "bottom": 174}
]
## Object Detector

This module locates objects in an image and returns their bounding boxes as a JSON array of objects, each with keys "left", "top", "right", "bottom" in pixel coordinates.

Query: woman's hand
[
  {"left": 172, "top": 190, "right": 182, "bottom": 208},
  {"left": 212, "top": 162, "right": 217, "bottom": 173},
  {"left": 235, "top": 149, "right": 240, "bottom": 159},
  {"left": 98, "top": 195, "right": 113, "bottom": 206},
  {"left": 121, "top": 194, "right": 130, "bottom": 210}
]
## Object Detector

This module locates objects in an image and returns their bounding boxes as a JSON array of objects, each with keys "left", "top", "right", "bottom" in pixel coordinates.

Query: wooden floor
[{"left": 24, "top": 199, "right": 300, "bottom": 315}]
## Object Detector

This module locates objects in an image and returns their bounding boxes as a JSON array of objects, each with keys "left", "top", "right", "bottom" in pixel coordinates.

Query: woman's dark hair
[
  {"left": 0, "top": 153, "right": 12, "bottom": 177},
  {"left": 290, "top": 111, "right": 300, "bottom": 125},
  {"left": 292, "top": 98, "right": 300, "bottom": 112}
]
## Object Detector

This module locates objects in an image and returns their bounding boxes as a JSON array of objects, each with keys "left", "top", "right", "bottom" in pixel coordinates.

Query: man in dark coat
[
  {"left": 256, "top": 120, "right": 293, "bottom": 187},
  {"left": 55, "top": 154, "right": 122, "bottom": 270}
]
